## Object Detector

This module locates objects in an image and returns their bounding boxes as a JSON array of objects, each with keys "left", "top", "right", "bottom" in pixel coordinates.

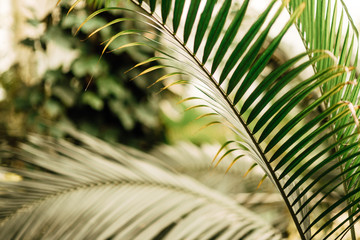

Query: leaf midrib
[
  {"left": 129, "top": 1, "right": 307, "bottom": 239},
  {"left": 0, "top": 178, "right": 240, "bottom": 228}
]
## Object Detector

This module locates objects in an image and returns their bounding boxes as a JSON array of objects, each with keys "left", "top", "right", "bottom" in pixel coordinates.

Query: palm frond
[
  {"left": 152, "top": 141, "right": 294, "bottom": 233},
  {"left": 288, "top": 1, "right": 360, "bottom": 239},
  {"left": 59, "top": 0, "right": 360, "bottom": 239},
  {"left": 0, "top": 130, "right": 281, "bottom": 240},
  {"left": 152, "top": 141, "right": 275, "bottom": 193}
]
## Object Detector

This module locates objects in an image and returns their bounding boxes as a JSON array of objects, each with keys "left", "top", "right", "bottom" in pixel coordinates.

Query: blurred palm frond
[{"left": 0, "top": 130, "right": 281, "bottom": 240}]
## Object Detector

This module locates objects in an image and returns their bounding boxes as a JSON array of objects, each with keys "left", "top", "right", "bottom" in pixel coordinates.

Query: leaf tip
[
  {"left": 243, "top": 163, "right": 257, "bottom": 178},
  {"left": 256, "top": 175, "right": 267, "bottom": 189}
]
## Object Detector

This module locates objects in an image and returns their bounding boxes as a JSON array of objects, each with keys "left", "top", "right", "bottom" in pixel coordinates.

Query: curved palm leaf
[
  {"left": 0, "top": 130, "right": 281, "bottom": 240},
  {"left": 288, "top": 1, "right": 360, "bottom": 239},
  {"left": 61, "top": 0, "right": 359, "bottom": 239}
]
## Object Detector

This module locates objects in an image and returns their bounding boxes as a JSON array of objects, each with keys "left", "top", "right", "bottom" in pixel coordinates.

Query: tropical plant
[
  {"left": 64, "top": 0, "right": 360, "bottom": 238},
  {"left": 0, "top": 129, "right": 282, "bottom": 239},
  {"left": 2, "top": 0, "right": 360, "bottom": 239}
]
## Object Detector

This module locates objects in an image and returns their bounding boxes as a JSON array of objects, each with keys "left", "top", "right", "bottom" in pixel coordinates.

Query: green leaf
[
  {"left": 210, "top": 0, "right": 249, "bottom": 74},
  {"left": 219, "top": 0, "right": 277, "bottom": 83},
  {"left": 81, "top": 91, "right": 104, "bottom": 111},
  {"left": 251, "top": 67, "right": 342, "bottom": 134},
  {"left": 226, "top": 1, "right": 285, "bottom": 95},
  {"left": 264, "top": 82, "right": 346, "bottom": 153},
  {"left": 241, "top": 52, "right": 323, "bottom": 115},
  {"left": 149, "top": 0, "right": 156, "bottom": 13},
  {"left": 202, "top": 0, "right": 231, "bottom": 63},
  {"left": 183, "top": 0, "right": 201, "bottom": 44},
  {"left": 257, "top": 70, "right": 343, "bottom": 142},
  {"left": 193, "top": 0, "right": 217, "bottom": 54},
  {"left": 173, "top": 0, "right": 185, "bottom": 34},
  {"left": 233, "top": 2, "right": 305, "bottom": 103},
  {"left": 274, "top": 108, "right": 352, "bottom": 171},
  {"left": 285, "top": 140, "right": 359, "bottom": 192},
  {"left": 161, "top": 0, "right": 172, "bottom": 24}
]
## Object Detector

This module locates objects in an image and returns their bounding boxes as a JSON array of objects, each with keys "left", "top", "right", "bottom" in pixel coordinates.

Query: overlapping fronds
[
  {"left": 288, "top": 1, "right": 360, "bottom": 239},
  {"left": 0, "top": 130, "right": 282, "bottom": 240},
  {"left": 57, "top": 0, "right": 360, "bottom": 239},
  {"left": 152, "top": 141, "right": 275, "bottom": 193}
]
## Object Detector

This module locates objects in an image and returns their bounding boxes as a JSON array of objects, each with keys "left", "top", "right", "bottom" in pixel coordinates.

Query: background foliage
[{"left": 0, "top": 3, "right": 171, "bottom": 149}]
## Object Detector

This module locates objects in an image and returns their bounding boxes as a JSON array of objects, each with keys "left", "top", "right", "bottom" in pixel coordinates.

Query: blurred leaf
[
  {"left": 52, "top": 86, "right": 77, "bottom": 107},
  {"left": 72, "top": 56, "right": 105, "bottom": 77},
  {"left": 81, "top": 91, "right": 104, "bottom": 110},
  {"left": 43, "top": 26, "right": 74, "bottom": 49},
  {"left": 134, "top": 104, "right": 159, "bottom": 128},
  {"left": 96, "top": 77, "right": 125, "bottom": 98},
  {"left": 1, "top": 3, "right": 169, "bottom": 148},
  {"left": 108, "top": 99, "right": 134, "bottom": 129},
  {"left": 0, "top": 130, "right": 282, "bottom": 240},
  {"left": 44, "top": 99, "right": 62, "bottom": 118},
  {"left": 26, "top": 18, "right": 41, "bottom": 27},
  {"left": 20, "top": 38, "right": 35, "bottom": 50}
]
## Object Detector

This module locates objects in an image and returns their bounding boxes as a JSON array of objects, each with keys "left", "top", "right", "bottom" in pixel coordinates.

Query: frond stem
[
  {"left": 0, "top": 179, "right": 235, "bottom": 227},
  {"left": 130, "top": 2, "right": 307, "bottom": 239}
]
